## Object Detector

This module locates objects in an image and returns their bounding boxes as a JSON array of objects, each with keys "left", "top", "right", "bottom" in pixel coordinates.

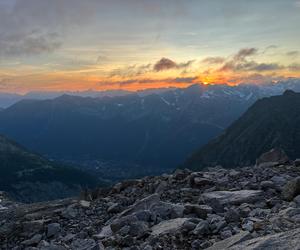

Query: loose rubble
[{"left": 1, "top": 156, "right": 300, "bottom": 249}]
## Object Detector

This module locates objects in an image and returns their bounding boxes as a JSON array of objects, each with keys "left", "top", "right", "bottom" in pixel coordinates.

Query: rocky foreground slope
[{"left": 1, "top": 152, "right": 300, "bottom": 249}]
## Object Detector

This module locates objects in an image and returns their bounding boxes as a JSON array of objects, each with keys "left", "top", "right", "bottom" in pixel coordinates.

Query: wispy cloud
[
  {"left": 0, "top": 30, "right": 62, "bottom": 58},
  {"left": 153, "top": 58, "right": 194, "bottom": 72},
  {"left": 233, "top": 48, "right": 258, "bottom": 61},
  {"left": 286, "top": 50, "right": 299, "bottom": 58},
  {"left": 202, "top": 57, "right": 226, "bottom": 64}
]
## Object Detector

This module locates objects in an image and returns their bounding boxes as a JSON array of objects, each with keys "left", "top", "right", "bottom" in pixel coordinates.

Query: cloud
[
  {"left": 288, "top": 63, "right": 300, "bottom": 71},
  {"left": 96, "top": 55, "right": 109, "bottom": 64},
  {"left": 153, "top": 57, "right": 194, "bottom": 72},
  {"left": 252, "top": 63, "right": 283, "bottom": 71},
  {"left": 109, "top": 58, "right": 194, "bottom": 77},
  {"left": 218, "top": 47, "right": 285, "bottom": 73},
  {"left": 233, "top": 48, "right": 258, "bottom": 61},
  {"left": 220, "top": 61, "right": 283, "bottom": 72},
  {"left": 153, "top": 58, "right": 178, "bottom": 71},
  {"left": 202, "top": 57, "right": 226, "bottom": 64},
  {"left": 109, "top": 64, "right": 152, "bottom": 77},
  {"left": 286, "top": 51, "right": 299, "bottom": 58},
  {"left": 100, "top": 76, "right": 197, "bottom": 87},
  {"left": 263, "top": 45, "right": 278, "bottom": 54},
  {"left": 0, "top": 30, "right": 62, "bottom": 57}
]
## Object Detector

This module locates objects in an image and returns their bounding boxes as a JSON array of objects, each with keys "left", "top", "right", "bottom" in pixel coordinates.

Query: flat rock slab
[
  {"left": 207, "top": 231, "right": 251, "bottom": 250},
  {"left": 228, "top": 228, "right": 300, "bottom": 250},
  {"left": 151, "top": 218, "right": 189, "bottom": 236},
  {"left": 200, "top": 190, "right": 263, "bottom": 206}
]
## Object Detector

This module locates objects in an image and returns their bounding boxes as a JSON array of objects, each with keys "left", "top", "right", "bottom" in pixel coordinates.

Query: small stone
[
  {"left": 182, "top": 220, "right": 197, "bottom": 231},
  {"left": 294, "top": 159, "right": 300, "bottom": 167},
  {"left": 191, "top": 239, "right": 202, "bottom": 249},
  {"left": 71, "top": 239, "right": 99, "bottom": 250},
  {"left": 242, "top": 220, "right": 254, "bottom": 232},
  {"left": 194, "top": 177, "right": 213, "bottom": 186},
  {"left": 225, "top": 208, "right": 241, "bottom": 223},
  {"left": 294, "top": 195, "right": 300, "bottom": 206},
  {"left": 150, "top": 218, "right": 189, "bottom": 236},
  {"left": 22, "top": 220, "right": 45, "bottom": 235},
  {"left": 21, "top": 234, "right": 42, "bottom": 246},
  {"left": 79, "top": 200, "right": 91, "bottom": 208},
  {"left": 193, "top": 220, "right": 209, "bottom": 235},
  {"left": 184, "top": 204, "right": 211, "bottom": 219},
  {"left": 46, "top": 223, "right": 61, "bottom": 238},
  {"left": 107, "top": 203, "right": 122, "bottom": 213},
  {"left": 260, "top": 181, "right": 275, "bottom": 190},
  {"left": 220, "top": 230, "right": 233, "bottom": 239}
]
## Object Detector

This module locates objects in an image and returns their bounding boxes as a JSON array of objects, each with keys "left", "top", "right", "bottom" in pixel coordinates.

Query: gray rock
[
  {"left": 79, "top": 200, "right": 91, "bottom": 208},
  {"left": 119, "top": 194, "right": 159, "bottom": 217},
  {"left": 193, "top": 220, "right": 209, "bottom": 235},
  {"left": 107, "top": 203, "right": 122, "bottom": 213},
  {"left": 260, "top": 181, "right": 275, "bottom": 190},
  {"left": 47, "top": 223, "right": 61, "bottom": 238},
  {"left": 61, "top": 205, "right": 78, "bottom": 219},
  {"left": 225, "top": 208, "right": 241, "bottom": 223},
  {"left": 21, "top": 234, "right": 42, "bottom": 246},
  {"left": 150, "top": 218, "right": 189, "bottom": 236},
  {"left": 282, "top": 177, "right": 300, "bottom": 201},
  {"left": 242, "top": 220, "right": 254, "bottom": 232},
  {"left": 182, "top": 220, "right": 197, "bottom": 231},
  {"left": 206, "top": 231, "right": 251, "bottom": 250},
  {"left": 256, "top": 148, "right": 289, "bottom": 166},
  {"left": 110, "top": 214, "right": 138, "bottom": 233},
  {"left": 293, "top": 195, "right": 300, "bottom": 205},
  {"left": 94, "top": 225, "right": 113, "bottom": 239},
  {"left": 271, "top": 175, "right": 287, "bottom": 187},
  {"left": 134, "top": 210, "right": 153, "bottom": 222},
  {"left": 294, "top": 159, "right": 300, "bottom": 167},
  {"left": 184, "top": 204, "right": 211, "bottom": 219},
  {"left": 228, "top": 228, "right": 300, "bottom": 250},
  {"left": 220, "top": 230, "right": 233, "bottom": 239},
  {"left": 22, "top": 220, "right": 45, "bottom": 235},
  {"left": 200, "top": 190, "right": 263, "bottom": 206},
  {"left": 150, "top": 202, "right": 184, "bottom": 220},
  {"left": 128, "top": 221, "right": 149, "bottom": 237},
  {"left": 194, "top": 177, "right": 213, "bottom": 186},
  {"left": 71, "top": 239, "right": 101, "bottom": 250}
]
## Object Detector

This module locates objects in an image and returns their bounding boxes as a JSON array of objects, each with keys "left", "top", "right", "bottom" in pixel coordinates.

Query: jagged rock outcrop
[{"left": 1, "top": 158, "right": 300, "bottom": 249}]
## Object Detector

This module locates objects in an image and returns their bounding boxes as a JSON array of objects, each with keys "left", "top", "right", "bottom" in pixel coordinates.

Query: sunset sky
[{"left": 0, "top": 0, "right": 300, "bottom": 93}]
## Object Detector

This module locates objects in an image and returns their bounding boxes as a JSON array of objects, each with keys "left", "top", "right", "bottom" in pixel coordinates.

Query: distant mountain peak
[{"left": 283, "top": 89, "right": 296, "bottom": 95}]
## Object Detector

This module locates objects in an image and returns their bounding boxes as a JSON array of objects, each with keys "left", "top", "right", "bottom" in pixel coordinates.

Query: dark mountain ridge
[
  {"left": 0, "top": 134, "right": 99, "bottom": 202},
  {"left": 185, "top": 90, "right": 300, "bottom": 170}
]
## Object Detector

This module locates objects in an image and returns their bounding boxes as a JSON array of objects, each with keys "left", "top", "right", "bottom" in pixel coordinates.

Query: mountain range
[
  {"left": 0, "top": 134, "right": 99, "bottom": 203},
  {"left": 0, "top": 83, "right": 259, "bottom": 178},
  {"left": 185, "top": 90, "right": 300, "bottom": 169},
  {"left": 1, "top": 80, "right": 300, "bottom": 180}
]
